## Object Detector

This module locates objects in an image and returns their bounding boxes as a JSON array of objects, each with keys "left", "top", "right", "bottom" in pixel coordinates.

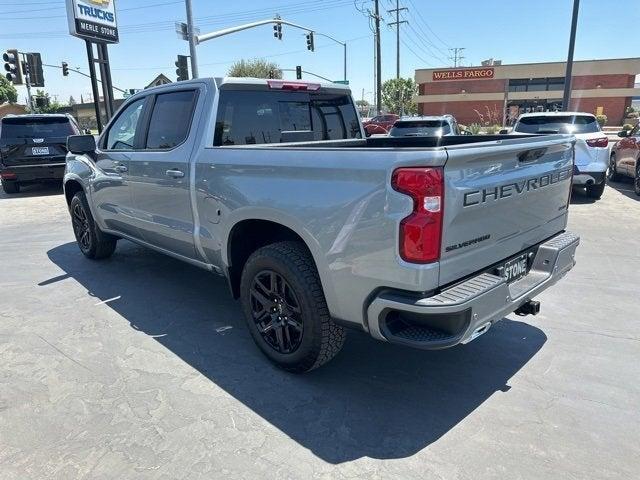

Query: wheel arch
[{"left": 64, "top": 178, "right": 85, "bottom": 206}]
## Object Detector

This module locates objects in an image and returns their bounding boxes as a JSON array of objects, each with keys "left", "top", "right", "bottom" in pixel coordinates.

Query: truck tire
[
  {"left": 586, "top": 181, "right": 605, "bottom": 199},
  {"left": 240, "top": 241, "right": 346, "bottom": 373},
  {"left": 635, "top": 164, "right": 640, "bottom": 196},
  {"left": 70, "top": 191, "right": 118, "bottom": 259},
  {"left": 2, "top": 181, "right": 19, "bottom": 194}
]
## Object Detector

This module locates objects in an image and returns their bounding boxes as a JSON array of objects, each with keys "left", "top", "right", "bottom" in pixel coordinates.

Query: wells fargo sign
[{"left": 432, "top": 67, "right": 494, "bottom": 81}]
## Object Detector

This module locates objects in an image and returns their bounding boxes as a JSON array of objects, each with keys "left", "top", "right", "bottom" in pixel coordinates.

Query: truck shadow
[
  {"left": 44, "top": 241, "right": 546, "bottom": 464},
  {"left": 0, "top": 181, "right": 63, "bottom": 200}
]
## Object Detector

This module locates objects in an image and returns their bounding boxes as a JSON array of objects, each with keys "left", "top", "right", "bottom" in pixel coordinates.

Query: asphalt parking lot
[{"left": 0, "top": 180, "right": 639, "bottom": 480}]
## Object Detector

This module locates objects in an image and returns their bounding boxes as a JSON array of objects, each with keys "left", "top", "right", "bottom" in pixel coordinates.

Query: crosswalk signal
[
  {"left": 296, "top": 66, "right": 302, "bottom": 80},
  {"left": 62, "top": 62, "right": 69, "bottom": 77},
  {"left": 3, "top": 49, "right": 23, "bottom": 85},
  {"left": 273, "top": 22, "right": 282, "bottom": 40},
  {"left": 306, "top": 32, "right": 315, "bottom": 52},
  {"left": 175, "top": 55, "right": 189, "bottom": 82}
]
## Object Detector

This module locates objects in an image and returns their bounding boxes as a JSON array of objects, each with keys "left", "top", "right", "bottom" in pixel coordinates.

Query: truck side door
[
  {"left": 127, "top": 88, "right": 200, "bottom": 259},
  {"left": 92, "top": 96, "right": 148, "bottom": 239}
]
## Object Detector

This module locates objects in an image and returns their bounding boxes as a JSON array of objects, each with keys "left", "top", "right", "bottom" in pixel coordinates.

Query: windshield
[
  {"left": 389, "top": 120, "right": 451, "bottom": 137},
  {"left": 513, "top": 115, "right": 600, "bottom": 134},
  {"left": 0, "top": 117, "right": 75, "bottom": 139}
]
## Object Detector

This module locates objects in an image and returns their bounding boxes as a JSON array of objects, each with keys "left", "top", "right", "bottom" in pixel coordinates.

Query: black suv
[{"left": 0, "top": 114, "right": 80, "bottom": 194}]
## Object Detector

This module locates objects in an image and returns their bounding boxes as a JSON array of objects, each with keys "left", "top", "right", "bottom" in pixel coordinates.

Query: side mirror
[
  {"left": 67, "top": 134, "right": 96, "bottom": 154},
  {"left": 618, "top": 130, "right": 628, "bottom": 138},
  {"left": 499, "top": 129, "right": 509, "bottom": 135}
]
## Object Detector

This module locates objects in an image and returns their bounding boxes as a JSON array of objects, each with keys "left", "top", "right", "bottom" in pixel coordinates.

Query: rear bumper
[
  {"left": 366, "top": 231, "right": 579, "bottom": 350},
  {"left": 0, "top": 163, "right": 65, "bottom": 183},
  {"left": 573, "top": 171, "right": 605, "bottom": 186}
]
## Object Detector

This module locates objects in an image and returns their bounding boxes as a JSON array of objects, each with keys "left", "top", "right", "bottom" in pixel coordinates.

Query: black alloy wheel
[
  {"left": 72, "top": 200, "right": 92, "bottom": 253},
  {"left": 607, "top": 154, "right": 620, "bottom": 182},
  {"left": 250, "top": 269, "right": 303, "bottom": 354}
]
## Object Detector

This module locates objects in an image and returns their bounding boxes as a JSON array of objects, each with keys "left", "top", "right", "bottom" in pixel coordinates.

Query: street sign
[
  {"left": 334, "top": 80, "right": 349, "bottom": 85},
  {"left": 66, "top": 0, "right": 119, "bottom": 44}
]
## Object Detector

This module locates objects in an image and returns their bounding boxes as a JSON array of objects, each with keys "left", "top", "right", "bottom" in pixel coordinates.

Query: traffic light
[
  {"left": 306, "top": 32, "right": 315, "bottom": 52},
  {"left": 62, "top": 62, "right": 69, "bottom": 77},
  {"left": 26, "top": 53, "right": 44, "bottom": 87},
  {"left": 175, "top": 55, "right": 189, "bottom": 82},
  {"left": 273, "top": 22, "right": 282, "bottom": 40},
  {"left": 3, "top": 49, "right": 23, "bottom": 85},
  {"left": 296, "top": 66, "right": 302, "bottom": 80}
]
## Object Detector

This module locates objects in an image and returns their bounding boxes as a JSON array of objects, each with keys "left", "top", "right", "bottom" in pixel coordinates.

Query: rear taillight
[
  {"left": 586, "top": 137, "right": 608, "bottom": 148},
  {"left": 391, "top": 167, "right": 444, "bottom": 263},
  {"left": 0, "top": 172, "right": 16, "bottom": 180}
]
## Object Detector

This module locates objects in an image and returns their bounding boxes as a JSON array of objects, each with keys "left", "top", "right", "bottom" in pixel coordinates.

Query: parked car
[
  {"left": 64, "top": 77, "right": 579, "bottom": 372},
  {"left": 388, "top": 115, "right": 461, "bottom": 137},
  {"left": 507, "top": 112, "right": 608, "bottom": 199},
  {"left": 0, "top": 114, "right": 81, "bottom": 194},
  {"left": 362, "top": 113, "right": 399, "bottom": 136},
  {"left": 609, "top": 123, "right": 640, "bottom": 195}
]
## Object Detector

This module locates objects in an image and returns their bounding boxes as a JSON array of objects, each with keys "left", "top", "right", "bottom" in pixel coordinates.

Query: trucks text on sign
[
  {"left": 432, "top": 67, "right": 495, "bottom": 81},
  {"left": 66, "top": 0, "right": 119, "bottom": 44}
]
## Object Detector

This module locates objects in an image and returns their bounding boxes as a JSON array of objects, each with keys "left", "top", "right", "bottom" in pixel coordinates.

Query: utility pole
[
  {"left": 449, "top": 47, "right": 465, "bottom": 68},
  {"left": 185, "top": 0, "right": 199, "bottom": 78},
  {"left": 388, "top": 0, "right": 407, "bottom": 79},
  {"left": 374, "top": 0, "right": 382, "bottom": 113},
  {"left": 562, "top": 0, "right": 580, "bottom": 111}
]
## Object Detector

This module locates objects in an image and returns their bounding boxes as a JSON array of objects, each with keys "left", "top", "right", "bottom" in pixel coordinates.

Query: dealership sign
[
  {"left": 432, "top": 67, "right": 494, "bottom": 81},
  {"left": 66, "top": 0, "right": 119, "bottom": 44}
]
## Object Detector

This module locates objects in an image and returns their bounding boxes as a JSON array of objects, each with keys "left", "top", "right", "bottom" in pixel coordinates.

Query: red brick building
[{"left": 415, "top": 58, "right": 640, "bottom": 126}]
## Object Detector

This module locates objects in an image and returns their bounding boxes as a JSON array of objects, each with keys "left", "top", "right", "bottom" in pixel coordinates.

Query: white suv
[
  {"left": 388, "top": 115, "right": 461, "bottom": 137},
  {"left": 510, "top": 112, "right": 608, "bottom": 199}
]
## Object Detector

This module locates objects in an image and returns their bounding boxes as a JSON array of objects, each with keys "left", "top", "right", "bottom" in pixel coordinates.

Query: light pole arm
[
  {"left": 196, "top": 18, "right": 314, "bottom": 44},
  {"left": 311, "top": 32, "right": 347, "bottom": 81}
]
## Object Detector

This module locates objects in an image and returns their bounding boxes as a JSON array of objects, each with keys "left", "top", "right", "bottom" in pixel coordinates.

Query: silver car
[{"left": 388, "top": 115, "right": 461, "bottom": 137}]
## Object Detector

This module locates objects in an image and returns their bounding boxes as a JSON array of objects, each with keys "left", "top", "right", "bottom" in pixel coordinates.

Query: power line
[
  {"left": 387, "top": 0, "right": 407, "bottom": 79},
  {"left": 405, "top": 0, "right": 451, "bottom": 51},
  {"left": 449, "top": 47, "right": 465, "bottom": 67},
  {"left": 403, "top": 20, "right": 448, "bottom": 64}
]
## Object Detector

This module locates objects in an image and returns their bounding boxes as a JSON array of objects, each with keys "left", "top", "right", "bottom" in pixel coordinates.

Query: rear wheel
[
  {"left": 607, "top": 154, "right": 620, "bottom": 182},
  {"left": 1, "top": 181, "right": 19, "bottom": 194},
  {"left": 586, "top": 181, "right": 605, "bottom": 199},
  {"left": 70, "top": 191, "right": 118, "bottom": 259},
  {"left": 240, "top": 241, "right": 346, "bottom": 373}
]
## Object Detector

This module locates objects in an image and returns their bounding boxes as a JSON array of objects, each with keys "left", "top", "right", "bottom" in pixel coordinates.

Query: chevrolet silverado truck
[{"left": 63, "top": 78, "right": 580, "bottom": 372}]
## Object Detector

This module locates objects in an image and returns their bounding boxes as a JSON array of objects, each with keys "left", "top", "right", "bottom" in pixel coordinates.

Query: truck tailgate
[{"left": 439, "top": 135, "right": 574, "bottom": 286}]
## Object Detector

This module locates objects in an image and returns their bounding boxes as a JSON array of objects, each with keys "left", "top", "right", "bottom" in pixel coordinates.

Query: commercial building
[{"left": 415, "top": 58, "right": 640, "bottom": 126}]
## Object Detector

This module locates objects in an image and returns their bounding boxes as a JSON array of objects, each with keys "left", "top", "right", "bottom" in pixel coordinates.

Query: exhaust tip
[{"left": 515, "top": 300, "right": 541, "bottom": 316}]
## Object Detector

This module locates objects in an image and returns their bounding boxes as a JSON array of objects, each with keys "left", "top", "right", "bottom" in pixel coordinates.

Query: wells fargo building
[{"left": 414, "top": 58, "right": 640, "bottom": 126}]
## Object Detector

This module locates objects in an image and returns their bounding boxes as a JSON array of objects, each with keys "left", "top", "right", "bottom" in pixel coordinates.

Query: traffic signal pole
[
  {"left": 185, "top": 0, "right": 199, "bottom": 78},
  {"left": 18, "top": 53, "right": 34, "bottom": 112},
  {"left": 562, "top": 0, "right": 580, "bottom": 111}
]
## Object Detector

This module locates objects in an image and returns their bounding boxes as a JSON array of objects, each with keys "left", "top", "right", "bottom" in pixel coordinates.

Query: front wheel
[
  {"left": 240, "top": 241, "right": 346, "bottom": 373},
  {"left": 70, "top": 191, "right": 118, "bottom": 259},
  {"left": 586, "top": 181, "right": 605, "bottom": 199},
  {"left": 607, "top": 154, "right": 620, "bottom": 182}
]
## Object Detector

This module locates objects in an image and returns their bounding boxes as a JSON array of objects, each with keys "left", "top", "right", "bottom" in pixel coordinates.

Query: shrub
[
  {"left": 623, "top": 124, "right": 634, "bottom": 131},
  {"left": 595, "top": 114, "right": 607, "bottom": 127},
  {"left": 468, "top": 123, "right": 482, "bottom": 135},
  {"left": 484, "top": 124, "right": 502, "bottom": 134}
]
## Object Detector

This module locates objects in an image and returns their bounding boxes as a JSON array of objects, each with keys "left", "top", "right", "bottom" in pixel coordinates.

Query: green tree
[
  {"left": 228, "top": 58, "right": 282, "bottom": 79},
  {"left": 381, "top": 78, "right": 417, "bottom": 115},
  {"left": 0, "top": 76, "right": 18, "bottom": 104},
  {"left": 355, "top": 99, "right": 370, "bottom": 107},
  {"left": 68, "top": 95, "right": 77, "bottom": 106}
]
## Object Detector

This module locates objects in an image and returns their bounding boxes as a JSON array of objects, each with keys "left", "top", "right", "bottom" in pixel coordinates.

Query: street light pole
[
  {"left": 562, "top": 0, "right": 580, "bottom": 111},
  {"left": 185, "top": 0, "right": 199, "bottom": 78}
]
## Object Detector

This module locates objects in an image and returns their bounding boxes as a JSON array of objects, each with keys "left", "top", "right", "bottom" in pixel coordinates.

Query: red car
[
  {"left": 362, "top": 114, "right": 399, "bottom": 136},
  {"left": 609, "top": 124, "right": 640, "bottom": 195}
]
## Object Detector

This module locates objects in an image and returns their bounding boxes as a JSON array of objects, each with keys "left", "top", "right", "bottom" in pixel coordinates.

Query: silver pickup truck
[{"left": 64, "top": 78, "right": 580, "bottom": 372}]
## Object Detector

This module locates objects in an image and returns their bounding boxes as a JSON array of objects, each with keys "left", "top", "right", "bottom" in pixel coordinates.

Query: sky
[{"left": 2, "top": 0, "right": 639, "bottom": 106}]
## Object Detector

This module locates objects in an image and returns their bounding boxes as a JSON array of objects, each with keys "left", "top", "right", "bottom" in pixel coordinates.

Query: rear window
[
  {"left": 146, "top": 90, "right": 197, "bottom": 149},
  {"left": 389, "top": 120, "right": 451, "bottom": 137},
  {"left": 214, "top": 90, "right": 362, "bottom": 146},
  {"left": 0, "top": 117, "right": 76, "bottom": 139},
  {"left": 513, "top": 115, "right": 600, "bottom": 134}
]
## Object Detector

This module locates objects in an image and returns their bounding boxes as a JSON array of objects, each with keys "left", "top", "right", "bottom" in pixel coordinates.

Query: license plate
[
  {"left": 497, "top": 254, "right": 528, "bottom": 283},
  {"left": 32, "top": 147, "right": 50, "bottom": 155}
]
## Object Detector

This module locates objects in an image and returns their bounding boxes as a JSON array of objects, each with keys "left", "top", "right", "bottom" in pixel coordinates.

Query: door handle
[
  {"left": 115, "top": 164, "right": 128, "bottom": 173},
  {"left": 165, "top": 169, "right": 185, "bottom": 178}
]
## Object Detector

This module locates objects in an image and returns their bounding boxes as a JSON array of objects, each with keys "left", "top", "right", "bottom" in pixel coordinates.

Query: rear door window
[
  {"left": 389, "top": 120, "right": 451, "bottom": 137},
  {"left": 145, "top": 90, "right": 197, "bottom": 149},
  {"left": 0, "top": 117, "right": 75, "bottom": 140},
  {"left": 514, "top": 115, "right": 600, "bottom": 134},
  {"left": 214, "top": 90, "right": 361, "bottom": 146}
]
